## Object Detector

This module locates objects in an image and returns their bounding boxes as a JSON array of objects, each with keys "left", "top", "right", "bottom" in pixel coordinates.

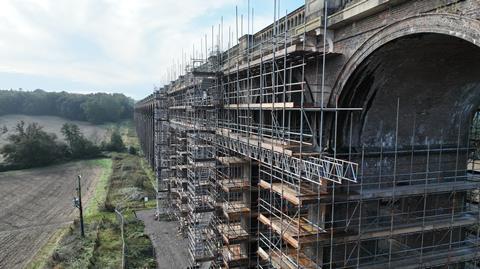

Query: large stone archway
[
  {"left": 332, "top": 13, "right": 480, "bottom": 105},
  {"left": 324, "top": 15, "right": 480, "bottom": 267},
  {"left": 330, "top": 14, "right": 480, "bottom": 150}
]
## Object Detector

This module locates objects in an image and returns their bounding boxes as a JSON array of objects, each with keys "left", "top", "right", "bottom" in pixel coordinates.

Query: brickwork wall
[{"left": 318, "top": 0, "right": 480, "bottom": 108}]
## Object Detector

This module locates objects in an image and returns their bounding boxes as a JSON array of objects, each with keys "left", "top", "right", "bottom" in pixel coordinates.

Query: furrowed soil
[
  {"left": 0, "top": 160, "right": 105, "bottom": 269},
  {"left": 43, "top": 154, "right": 156, "bottom": 269}
]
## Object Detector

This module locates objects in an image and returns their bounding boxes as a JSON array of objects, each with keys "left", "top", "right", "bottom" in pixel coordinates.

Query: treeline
[
  {"left": 0, "top": 89, "right": 134, "bottom": 124},
  {"left": 0, "top": 121, "right": 129, "bottom": 170}
]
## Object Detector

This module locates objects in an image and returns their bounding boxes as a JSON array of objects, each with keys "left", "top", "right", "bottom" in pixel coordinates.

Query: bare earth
[
  {"left": 136, "top": 209, "right": 190, "bottom": 269},
  {"left": 0, "top": 161, "right": 103, "bottom": 269}
]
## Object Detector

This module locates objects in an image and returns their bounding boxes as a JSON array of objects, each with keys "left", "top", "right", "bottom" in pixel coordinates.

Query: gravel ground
[
  {"left": 136, "top": 209, "right": 190, "bottom": 269},
  {"left": 0, "top": 161, "right": 102, "bottom": 269}
]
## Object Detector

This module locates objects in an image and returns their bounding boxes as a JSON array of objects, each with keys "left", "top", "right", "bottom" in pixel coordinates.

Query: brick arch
[
  {"left": 328, "top": 14, "right": 480, "bottom": 151},
  {"left": 330, "top": 13, "right": 480, "bottom": 106}
]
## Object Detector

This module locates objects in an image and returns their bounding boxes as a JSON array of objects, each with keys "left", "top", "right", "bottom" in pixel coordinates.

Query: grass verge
[
  {"left": 106, "top": 153, "right": 157, "bottom": 268},
  {"left": 25, "top": 226, "right": 71, "bottom": 269},
  {"left": 25, "top": 158, "right": 112, "bottom": 269},
  {"left": 38, "top": 153, "right": 156, "bottom": 269},
  {"left": 84, "top": 158, "right": 113, "bottom": 219},
  {"left": 140, "top": 157, "right": 157, "bottom": 193}
]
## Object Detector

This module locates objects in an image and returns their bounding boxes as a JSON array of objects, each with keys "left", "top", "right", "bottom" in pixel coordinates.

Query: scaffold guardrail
[{"left": 211, "top": 133, "right": 358, "bottom": 184}]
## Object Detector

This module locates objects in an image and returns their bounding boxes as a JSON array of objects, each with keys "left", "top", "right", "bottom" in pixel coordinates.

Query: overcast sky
[{"left": 0, "top": 0, "right": 303, "bottom": 100}]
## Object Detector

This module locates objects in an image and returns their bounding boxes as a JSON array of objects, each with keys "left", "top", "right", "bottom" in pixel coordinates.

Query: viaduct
[{"left": 135, "top": 0, "right": 480, "bottom": 268}]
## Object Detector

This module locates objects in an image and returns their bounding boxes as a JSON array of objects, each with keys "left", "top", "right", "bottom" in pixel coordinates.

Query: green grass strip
[
  {"left": 25, "top": 158, "right": 113, "bottom": 269},
  {"left": 139, "top": 158, "right": 156, "bottom": 192},
  {"left": 84, "top": 158, "right": 113, "bottom": 220}
]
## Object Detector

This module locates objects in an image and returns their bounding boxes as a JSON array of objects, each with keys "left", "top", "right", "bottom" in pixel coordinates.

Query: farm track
[
  {"left": 136, "top": 209, "right": 190, "bottom": 269},
  {"left": 0, "top": 161, "right": 102, "bottom": 269}
]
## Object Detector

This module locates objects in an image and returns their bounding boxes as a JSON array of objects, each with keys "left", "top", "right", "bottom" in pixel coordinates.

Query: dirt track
[
  {"left": 0, "top": 161, "right": 103, "bottom": 269},
  {"left": 136, "top": 209, "right": 190, "bottom": 269}
]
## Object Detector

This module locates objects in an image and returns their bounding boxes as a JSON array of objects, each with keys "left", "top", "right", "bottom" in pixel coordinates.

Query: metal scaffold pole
[{"left": 134, "top": 1, "right": 480, "bottom": 268}]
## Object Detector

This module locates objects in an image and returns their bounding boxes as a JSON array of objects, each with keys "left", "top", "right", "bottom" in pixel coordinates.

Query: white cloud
[{"left": 0, "top": 0, "right": 301, "bottom": 99}]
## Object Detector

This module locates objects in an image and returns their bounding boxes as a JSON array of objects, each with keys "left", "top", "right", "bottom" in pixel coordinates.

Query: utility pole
[{"left": 74, "top": 175, "right": 85, "bottom": 238}]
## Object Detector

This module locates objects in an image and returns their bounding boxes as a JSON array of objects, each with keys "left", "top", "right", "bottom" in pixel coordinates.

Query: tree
[
  {"left": 61, "top": 123, "right": 100, "bottom": 159},
  {"left": 105, "top": 129, "right": 126, "bottom": 152},
  {"left": 0, "top": 89, "right": 134, "bottom": 124},
  {"left": 81, "top": 94, "right": 125, "bottom": 124},
  {"left": 1, "top": 121, "right": 66, "bottom": 167},
  {"left": 128, "top": 146, "right": 137, "bottom": 155}
]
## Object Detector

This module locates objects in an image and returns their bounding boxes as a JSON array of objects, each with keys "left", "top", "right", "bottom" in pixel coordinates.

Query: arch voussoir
[{"left": 331, "top": 14, "right": 480, "bottom": 106}]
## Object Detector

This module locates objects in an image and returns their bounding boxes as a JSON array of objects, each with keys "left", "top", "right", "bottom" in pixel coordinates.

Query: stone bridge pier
[{"left": 312, "top": 1, "right": 480, "bottom": 267}]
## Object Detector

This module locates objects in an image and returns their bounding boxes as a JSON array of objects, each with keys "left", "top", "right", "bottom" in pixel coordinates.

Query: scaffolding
[
  {"left": 160, "top": 56, "right": 221, "bottom": 267},
  {"left": 154, "top": 90, "right": 172, "bottom": 216},
  {"left": 134, "top": 1, "right": 480, "bottom": 268},
  {"left": 212, "top": 147, "right": 255, "bottom": 268}
]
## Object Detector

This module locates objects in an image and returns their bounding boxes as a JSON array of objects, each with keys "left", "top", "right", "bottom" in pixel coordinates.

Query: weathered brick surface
[{"left": 320, "top": 0, "right": 480, "bottom": 108}]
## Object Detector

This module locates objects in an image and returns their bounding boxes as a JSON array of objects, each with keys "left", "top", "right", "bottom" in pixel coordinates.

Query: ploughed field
[{"left": 0, "top": 161, "right": 102, "bottom": 269}]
